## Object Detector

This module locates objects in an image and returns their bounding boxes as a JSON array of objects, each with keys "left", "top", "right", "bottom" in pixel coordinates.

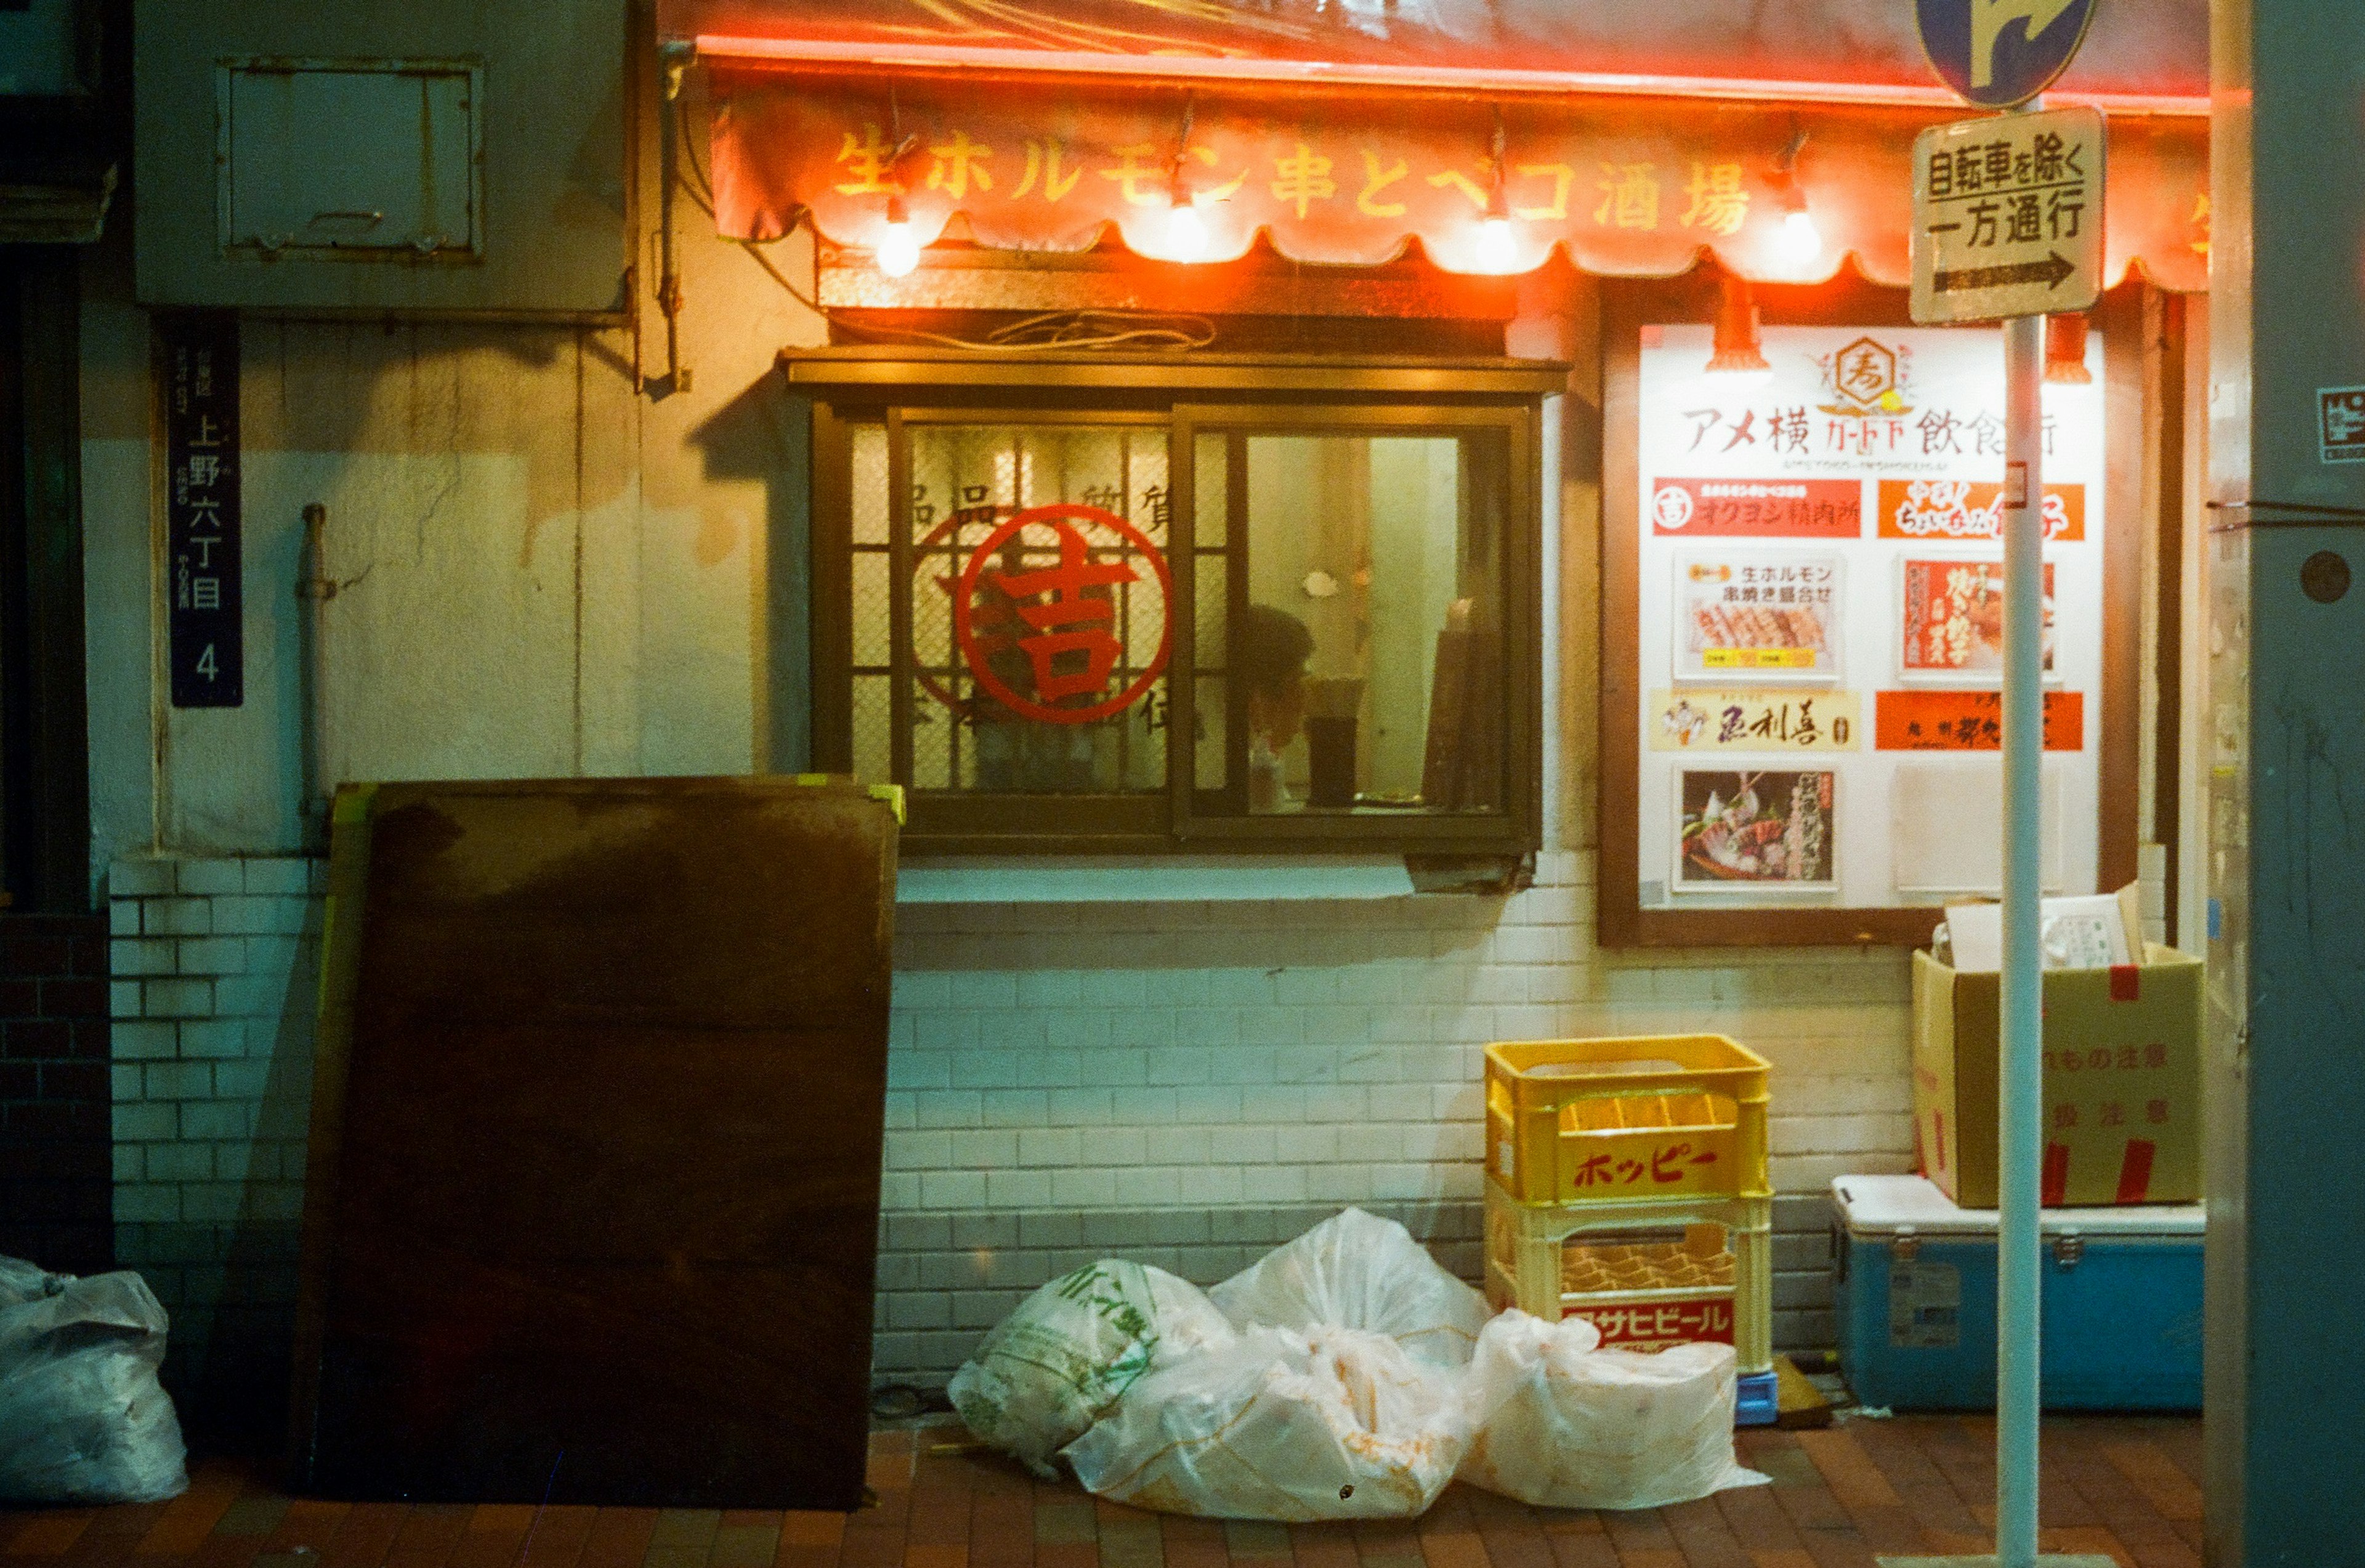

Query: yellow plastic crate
[
  {"left": 1485, "top": 1035, "right": 1770, "bottom": 1206},
  {"left": 1483, "top": 1178, "right": 1773, "bottom": 1376}
]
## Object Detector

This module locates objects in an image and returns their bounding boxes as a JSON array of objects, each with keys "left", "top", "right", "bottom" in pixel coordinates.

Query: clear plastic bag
[
  {"left": 1457, "top": 1309, "right": 1768, "bottom": 1511},
  {"left": 1062, "top": 1324, "right": 1469, "bottom": 1521},
  {"left": 0, "top": 1258, "right": 188, "bottom": 1505},
  {"left": 948, "top": 1259, "right": 1233, "bottom": 1478},
  {"left": 1208, "top": 1208, "right": 1490, "bottom": 1368}
]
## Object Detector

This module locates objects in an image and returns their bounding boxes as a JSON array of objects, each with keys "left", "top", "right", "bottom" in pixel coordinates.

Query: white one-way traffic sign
[{"left": 1909, "top": 105, "right": 2105, "bottom": 325}]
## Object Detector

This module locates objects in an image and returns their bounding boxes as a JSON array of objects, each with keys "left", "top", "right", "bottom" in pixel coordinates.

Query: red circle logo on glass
[{"left": 952, "top": 504, "right": 1173, "bottom": 725}]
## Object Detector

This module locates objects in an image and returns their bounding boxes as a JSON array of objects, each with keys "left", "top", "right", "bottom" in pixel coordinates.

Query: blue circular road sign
[{"left": 1916, "top": 0, "right": 2101, "bottom": 108}]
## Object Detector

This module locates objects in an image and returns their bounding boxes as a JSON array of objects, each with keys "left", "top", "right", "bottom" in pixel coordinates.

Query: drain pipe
[
  {"left": 297, "top": 502, "right": 336, "bottom": 847},
  {"left": 657, "top": 42, "right": 692, "bottom": 396}
]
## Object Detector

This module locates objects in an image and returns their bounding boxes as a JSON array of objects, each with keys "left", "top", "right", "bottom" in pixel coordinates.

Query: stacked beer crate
[{"left": 1482, "top": 1035, "right": 1778, "bottom": 1426}]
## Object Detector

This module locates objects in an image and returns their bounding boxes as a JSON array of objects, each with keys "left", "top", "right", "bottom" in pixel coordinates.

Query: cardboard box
[{"left": 1910, "top": 894, "right": 2202, "bottom": 1206}]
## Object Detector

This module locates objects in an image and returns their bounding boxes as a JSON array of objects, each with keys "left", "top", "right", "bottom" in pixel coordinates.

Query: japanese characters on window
[{"left": 803, "top": 361, "right": 1547, "bottom": 855}]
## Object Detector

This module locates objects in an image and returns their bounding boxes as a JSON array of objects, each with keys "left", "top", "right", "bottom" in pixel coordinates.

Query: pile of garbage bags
[
  {"left": 949, "top": 1208, "right": 1765, "bottom": 1520},
  {"left": 0, "top": 1257, "right": 188, "bottom": 1505}
]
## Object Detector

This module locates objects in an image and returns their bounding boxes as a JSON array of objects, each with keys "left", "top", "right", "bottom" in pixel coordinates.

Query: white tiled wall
[
  {"left": 108, "top": 847, "right": 1918, "bottom": 1399},
  {"left": 106, "top": 855, "right": 324, "bottom": 1424},
  {"left": 869, "top": 848, "right": 1915, "bottom": 1377}
]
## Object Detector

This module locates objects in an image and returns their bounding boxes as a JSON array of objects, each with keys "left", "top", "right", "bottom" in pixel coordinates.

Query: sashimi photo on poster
[
  {"left": 1673, "top": 769, "right": 1838, "bottom": 892},
  {"left": 1896, "top": 556, "right": 2058, "bottom": 681},
  {"left": 1673, "top": 548, "right": 1845, "bottom": 684}
]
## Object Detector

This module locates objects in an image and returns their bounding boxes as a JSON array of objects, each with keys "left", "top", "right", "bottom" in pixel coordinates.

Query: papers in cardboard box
[{"left": 1938, "top": 885, "right": 2140, "bottom": 972}]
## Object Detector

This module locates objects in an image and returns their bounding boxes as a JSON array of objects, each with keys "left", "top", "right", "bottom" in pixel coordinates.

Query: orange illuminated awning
[{"left": 706, "top": 75, "right": 2207, "bottom": 292}]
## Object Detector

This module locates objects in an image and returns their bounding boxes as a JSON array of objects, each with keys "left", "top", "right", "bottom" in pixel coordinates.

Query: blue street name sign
[{"left": 1916, "top": 0, "right": 2101, "bottom": 109}]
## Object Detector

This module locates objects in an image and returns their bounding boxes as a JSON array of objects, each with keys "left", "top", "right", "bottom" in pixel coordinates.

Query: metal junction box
[{"left": 135, "top": 0, "right": 627, "bottom": 317}]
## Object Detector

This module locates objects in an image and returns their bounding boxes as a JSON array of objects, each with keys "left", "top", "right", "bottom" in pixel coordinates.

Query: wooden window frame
[
  {"left": 1595, "top": 273, "right": 2146, "bottom": 948},
  {"left": 788, "top": 347, "right": 1564, "bottom": 857}
]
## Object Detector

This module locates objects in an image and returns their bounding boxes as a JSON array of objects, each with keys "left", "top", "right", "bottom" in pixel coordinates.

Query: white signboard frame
[{"left": 1633, "top": 321, "right": 2106, "bottom": 912}]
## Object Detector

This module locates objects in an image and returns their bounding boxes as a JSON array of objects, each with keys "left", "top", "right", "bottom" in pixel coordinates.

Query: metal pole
[
  {"left": 297, "top": 503, "right": 334, "bottom": 850},
  {"left": 1995, "top": 304, "right": 2046, "bottom": 1568}
]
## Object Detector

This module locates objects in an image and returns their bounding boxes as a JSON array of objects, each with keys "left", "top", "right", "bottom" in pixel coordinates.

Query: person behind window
[{"left": 1239, "top": 605, "right": 1314, "bottom": 813}]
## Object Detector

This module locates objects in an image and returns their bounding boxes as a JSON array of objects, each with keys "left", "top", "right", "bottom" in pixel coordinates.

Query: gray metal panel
[
  {"left": 2211, "top": 3, "right": 2365, "bottom": 1562},
  {"left": 134, "top": 0, "right": 628, "bottom": 317}
]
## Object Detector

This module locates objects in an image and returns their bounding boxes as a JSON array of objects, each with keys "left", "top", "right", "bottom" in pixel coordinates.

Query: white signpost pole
[
  {"left": 1995, "top": 291, "right": 2046, "bottom": 1568},
  {"left": 1897, "top": 59, "right": 2113, "bottom": 1568}
]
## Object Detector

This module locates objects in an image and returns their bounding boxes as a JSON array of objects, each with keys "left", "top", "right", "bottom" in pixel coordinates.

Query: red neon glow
[
  {"left": 706, "top": 76, "right": 2211, "bottom": 290},
  {"left": 687, "top": 37, "right": 2205, "bottom": 117}
]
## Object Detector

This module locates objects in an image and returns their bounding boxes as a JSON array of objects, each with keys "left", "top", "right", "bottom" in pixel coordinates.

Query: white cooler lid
[{"left": 1830, "top": 1174, "right": 2204, "bottom": 1238}]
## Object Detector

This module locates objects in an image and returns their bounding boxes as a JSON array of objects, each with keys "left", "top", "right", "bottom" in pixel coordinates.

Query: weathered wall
[
  {"left": 84, "top": 100, "right": 1923, "bottom": 1436},
  {"left": 84, "top": 198, "right": 825, "bottom": 870}
]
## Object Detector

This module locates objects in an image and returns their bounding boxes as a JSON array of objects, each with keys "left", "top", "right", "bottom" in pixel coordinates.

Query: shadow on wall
[
  {"left": 893, "top": 894, "right": 1512, "bottom": 976},
  {"left": 164, "top": 928, "right": 321, "bottom": 1455},
  {"left": 690, "top": 371, "right": 812, "bottom": 773}
]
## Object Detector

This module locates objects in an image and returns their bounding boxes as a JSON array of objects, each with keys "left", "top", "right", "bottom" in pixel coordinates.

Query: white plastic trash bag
[
  {"left": 1209, "top": 1208, "right": 1490, "bottom": 1368},
  {"left": 1063, "top": 1324, "right": 1470, "bottom": 1521},
  {"left": 949, "top": 1259, "right": 1234, "bottom": 1477},
  {"left": 0, "top": 1258, "right": 188, "bottom": 1505},
  {"left": 1457, "top": 1309, "right": 1768, "bottom": 1511}
]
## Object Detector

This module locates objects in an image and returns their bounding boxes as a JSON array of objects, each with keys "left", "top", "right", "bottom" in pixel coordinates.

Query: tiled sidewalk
[{"left": 0, "top": 1416, "right": 2202, "bottom": 1568}]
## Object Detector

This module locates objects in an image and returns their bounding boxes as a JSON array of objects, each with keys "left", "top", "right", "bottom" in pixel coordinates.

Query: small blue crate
[{"left": 1830, "top": 1174, "right": 2202, "bottom": 1411}]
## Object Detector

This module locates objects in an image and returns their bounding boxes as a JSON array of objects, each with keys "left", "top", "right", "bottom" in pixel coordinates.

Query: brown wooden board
[{"left": 288, "top": 777, "right": 899, "bottom": 1508}]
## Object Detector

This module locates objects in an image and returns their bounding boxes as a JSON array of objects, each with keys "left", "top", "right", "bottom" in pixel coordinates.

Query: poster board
[{"left": 1599, "top": 279, "right": 2141, "bottom": 948}]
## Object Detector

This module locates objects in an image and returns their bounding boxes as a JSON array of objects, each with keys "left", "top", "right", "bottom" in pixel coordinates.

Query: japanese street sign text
[
  {"left": 1916, "top": 0, "right": 2101, "bottom": 110},
  {"left": 1911, "top": 107, "right": 2104, "bottom": 324},
  {"left": 163, "top": 312, "right": 242, "bottom": 708}
]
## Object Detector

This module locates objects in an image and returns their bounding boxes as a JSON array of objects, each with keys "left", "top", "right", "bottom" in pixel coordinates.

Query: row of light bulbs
[{"left": 871, "top": 191, "right": 1822, "bottom": 278}]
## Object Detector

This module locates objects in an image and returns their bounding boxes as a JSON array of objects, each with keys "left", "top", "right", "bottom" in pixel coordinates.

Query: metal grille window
[{"left": 798, "top": 352, "right": 1559, "bottom": 855}]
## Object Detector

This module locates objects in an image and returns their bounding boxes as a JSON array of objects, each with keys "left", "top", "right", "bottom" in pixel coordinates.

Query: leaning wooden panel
[{"left": 288, "top": 775, "right": 899, "bottom": 1507}]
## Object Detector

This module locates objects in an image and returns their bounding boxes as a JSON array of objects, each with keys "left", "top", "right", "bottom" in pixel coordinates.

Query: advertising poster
[
  {"left": 1649, "top": 477, "right": 1863, "bottom": 538},
  {"left": 1675, "top": 769, "right": 1838, "bottom": 891},
  {"left": 1650, "top": 689, "right": 1861, "bottom": 753},
  {"left": 1673, "top": 551, "right": 1843, "bottom": 682},
  {"left": 1897, "top": 557, "right": 2057, "bottom": 679},
  {"left": 1636, "top": 322, "right": 2106, "bottom": 908},
  {"left": 1877, "top": 478, "right": 2086, "bottom": 541}
]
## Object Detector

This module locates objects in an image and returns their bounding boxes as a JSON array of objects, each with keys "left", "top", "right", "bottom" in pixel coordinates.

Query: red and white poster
[
  {"left": 1897, "top": 557, "right": 2057, "bottom": 679},
  {"left": 1875, "top": 690, "right": 2085, "bottom": 752},
  {"left": 1648, "top": 478, "right": 1863, "bottom": 538},
  {"left": 1877, "top": 479, "right": 2087, "bottom": 541}
]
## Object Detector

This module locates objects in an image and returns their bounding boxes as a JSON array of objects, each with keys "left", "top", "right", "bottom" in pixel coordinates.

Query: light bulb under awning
[
  {"left": 1778, "top": 207, "right": 1822, "bottom": 266},
  {"left": 1475, "top": 215, "right": 1518, "bottom": 275},
  {"left": 875, "top": 197, "right": 920, "bottom": 278},
  {"left": 1166, "top": 198, "right": 1210, "bottom": 263}
]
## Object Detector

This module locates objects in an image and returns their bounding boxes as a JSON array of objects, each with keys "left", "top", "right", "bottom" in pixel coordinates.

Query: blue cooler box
[{"left": 1830, "top": 1174, "right": 2202, "bottom": 1410}]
